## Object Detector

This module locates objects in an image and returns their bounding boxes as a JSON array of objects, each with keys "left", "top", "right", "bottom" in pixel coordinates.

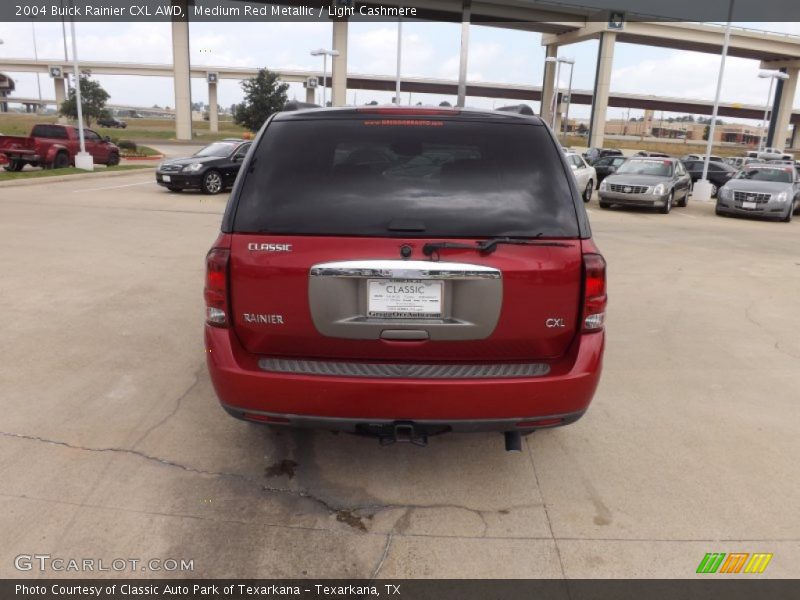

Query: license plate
[
  {"left": 162, "top": 175, "right": 171, "bottom": 182},
  {"left": 367, "top": 279, "right": 443, "bottom": 319},
  {"left": 743, "top": 201, "right": 757, "bottom": 209}
]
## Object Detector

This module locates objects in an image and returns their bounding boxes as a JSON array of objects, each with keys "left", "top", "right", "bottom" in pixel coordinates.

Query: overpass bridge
[
  {"left": 3, "top": 0, "right": 800, "bottom": 147},
  {"left": 4, "top": 61, "right": 799, "bottom": 134}
]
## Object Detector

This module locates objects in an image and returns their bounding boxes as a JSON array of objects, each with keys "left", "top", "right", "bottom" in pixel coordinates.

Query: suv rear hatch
[{"left": 225, "top": 109, "right": 584, "bottom": 362}]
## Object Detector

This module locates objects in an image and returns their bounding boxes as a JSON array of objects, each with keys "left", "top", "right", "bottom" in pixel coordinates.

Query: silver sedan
[
  {"left": 598, "top": 157, "right": 692, "bottom": 214},
  {"left": 716, "top": 165, "right": 800, "bottom": 222}
]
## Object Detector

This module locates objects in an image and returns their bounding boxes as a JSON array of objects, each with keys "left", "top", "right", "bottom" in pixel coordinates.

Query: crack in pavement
[
  {"left": 369, "top": 532, "right": 394, "bottom": 581},
  {"left": 130, "top": 364, "right": 205, "bottom": 448},
  {"left": 744, "top": 299, "right": 799, "bottom": 361},
  {"left": 0, "top": 431, "right": 535, "bottom": 533}
]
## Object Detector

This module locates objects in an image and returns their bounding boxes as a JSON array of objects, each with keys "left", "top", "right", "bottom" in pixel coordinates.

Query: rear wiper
[{"left": 422, "top": 236, "right": 573, "bottom": 258}]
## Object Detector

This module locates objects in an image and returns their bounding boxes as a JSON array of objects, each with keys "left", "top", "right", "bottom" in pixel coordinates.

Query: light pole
[
  {"left": 395, "top": 8, "right": 402, "bottom": 105},
  {"left": 310, "top": 48, "right": 339, "bottom": 107},
  {"left": 756, "top": 69, "right": 789, "bottom": 152},
  {"left": 69, "top": 11, "right": 92, "bottom": 171},
  {"left": 30, "top": 20, "right": 42, "bottom": 111}
]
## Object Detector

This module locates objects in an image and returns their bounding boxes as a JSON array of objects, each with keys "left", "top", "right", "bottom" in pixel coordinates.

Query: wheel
[
  {"left": 583, "top": 180, "right": 593, "bottom": 203},
  {"left": 106, "top": 152, "right": 120, "bottom": 167},
  {"left": 52, "top": 152, "right": 70, "bottom": 169},
  {"left": 782, "top": 207, "right": 792, "bottom": 222},
  {"left": 5, "top": 159, "right": 24, "bottom": 172},
  {"left": 677, "top": 187, "right": 688, "bottom": 207},
  {"left": 793, "top": 198, "right": 800, "bottom": 216},
  {"left": 599, "top": 200, "right": 611, "bottom": 209},
  {"left": 201, "top": 170, "right": 223, "bottom": 195},
  {"left": 659, "top": 191, "right": 673, "bottom": 214},
  {"left": 167, "top": 186, "right": 183, "bottom": 192}
]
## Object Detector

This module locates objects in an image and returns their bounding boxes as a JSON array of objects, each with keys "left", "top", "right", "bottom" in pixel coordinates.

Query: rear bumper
[{"left": 205, "top": 326, "right": 604, "bottom": 429}]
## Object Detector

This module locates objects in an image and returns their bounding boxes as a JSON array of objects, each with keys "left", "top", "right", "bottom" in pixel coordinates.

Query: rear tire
[
  {"left": 583, "top": 180, "right": 593, "bottom": 203},
  {"left": 201, "top": 170, "right": 223, "bottom": 195},
  {"left": 5, "top": 159, "right": 24, "bottom": 172},
  {"left": 52, "top": 152, "right": 70, "bottom": 170},
  {"left": 659, "top": 191, "right": 673, "bottom": 214},
  {"left": 106, "top": 152, "right": 120, "bottom": 167}
]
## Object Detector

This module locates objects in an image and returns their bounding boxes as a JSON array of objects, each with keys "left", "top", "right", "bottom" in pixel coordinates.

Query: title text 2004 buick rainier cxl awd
[{"left": 204, "top": 105, "right": 606, "bottom": 451}]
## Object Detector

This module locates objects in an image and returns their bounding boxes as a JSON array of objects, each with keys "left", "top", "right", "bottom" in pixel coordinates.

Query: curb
[
  {"left": 0, "top": 167, "right": 155, "bottom": 189},
  {"left": 121, "top": 155, "right": 165, "bottom": 161}
]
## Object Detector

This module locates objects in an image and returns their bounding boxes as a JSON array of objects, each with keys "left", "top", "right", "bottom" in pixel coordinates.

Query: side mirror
[
  {"left": 103, "top": 136, "right": 111, "bottom": 142},
  {"left": 233, "top": 154, "right": 244, "bottom": 162},
  {"left": 608, "top": 166, "right": 616, "bottom": 173}
]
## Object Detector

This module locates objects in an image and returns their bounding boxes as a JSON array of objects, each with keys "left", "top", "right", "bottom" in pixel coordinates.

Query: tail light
[
  {"left": 204, "top": 248, "right": 230, "bottom": 327},
  {"left": 582, "top": 253, "right": 607, "bottom": 332}
]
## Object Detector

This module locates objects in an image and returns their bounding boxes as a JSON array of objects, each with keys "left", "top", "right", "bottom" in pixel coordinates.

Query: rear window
[
  {"left": 31, "top": 125, "right": 68, "bottom": 139},
  {"left": 233, "top": 118, "right": 579, "bottom": 238}
]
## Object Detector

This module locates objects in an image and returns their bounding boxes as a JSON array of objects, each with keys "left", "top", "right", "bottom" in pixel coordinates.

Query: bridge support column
[
  {"left": 767, "top": 67, "right": 798, "bottom": 150},
  {"left": 540, "top": 44, "right": 557, "bottom": 124},
  {"left": 171, "top": 0, "right": 192, "bottom": 140},
  {"left": 588, "top": 31, "right": 616, "bottom": 150},
  {"left": 208, "top": 80, "right": 218, "bottom": 134},
  {"left": 54, "top": 77, "right": 68, "bottom": 122},
  {"left": 54, "top": 77, "right": 67, "bottom": 108},
  {"left": 331, "top": 19, "right": 348, "bottom": 107}
]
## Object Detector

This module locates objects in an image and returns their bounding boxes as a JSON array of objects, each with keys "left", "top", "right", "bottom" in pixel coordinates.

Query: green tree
[
  {"left": 232, "top": 68, "right": 288, "bottom": 131},
  {"left": 703, "top": 125, "right": 710, "bottom": 141},
  {"left": 59, "top": 76, "right": 110, "bottom": 126}
]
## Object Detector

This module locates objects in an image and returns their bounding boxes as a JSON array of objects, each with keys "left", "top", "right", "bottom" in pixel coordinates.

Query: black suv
[{"left": 156, "top": 139, "right": 252, "bottom": 194}]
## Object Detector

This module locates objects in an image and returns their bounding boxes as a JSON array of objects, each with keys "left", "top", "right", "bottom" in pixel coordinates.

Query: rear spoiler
[
  {"left": 495, "top": 104, "right": 534, "bottom": 116},
  {"left": 283, "top": 100, "right": 322, "bottom": 112}
]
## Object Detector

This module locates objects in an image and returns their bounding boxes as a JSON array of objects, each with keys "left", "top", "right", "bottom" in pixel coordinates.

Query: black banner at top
[{"left": 2, "top": 0, "right": 800, "bottom": 23}]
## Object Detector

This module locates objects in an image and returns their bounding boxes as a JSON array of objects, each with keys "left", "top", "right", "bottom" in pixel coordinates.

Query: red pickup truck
[{"left": 0, "top": 123, "right": 121, "bottom": 171}]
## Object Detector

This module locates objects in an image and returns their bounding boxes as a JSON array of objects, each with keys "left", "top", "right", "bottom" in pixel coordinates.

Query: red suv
[{"left": 204, "top": 105, "right": 606, "bottom": 450}]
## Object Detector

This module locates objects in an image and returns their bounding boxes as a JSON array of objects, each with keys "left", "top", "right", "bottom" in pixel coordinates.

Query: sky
[{"left": 1, "top": 19, "right": 800, "bottom": 124}]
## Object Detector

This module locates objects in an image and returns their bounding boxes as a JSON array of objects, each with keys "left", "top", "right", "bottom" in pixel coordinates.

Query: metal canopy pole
[
  {"left": 456, "top": 0, "right": 471, "bottom": 107},
  {"left": 696, "top": 0, "right": 733, "bottom": 200}
]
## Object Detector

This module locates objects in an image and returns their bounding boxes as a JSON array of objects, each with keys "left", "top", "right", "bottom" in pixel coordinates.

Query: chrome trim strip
[
  {"left": 309, "top": 260, "right": 501, "bottom": 280},
  {"left": 259, "top": 358, "right": 549, "bottom": 379}
]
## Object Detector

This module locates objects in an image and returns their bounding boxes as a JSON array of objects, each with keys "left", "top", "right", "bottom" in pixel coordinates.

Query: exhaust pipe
[{"left": 504, "top": 431, "right": 522, "bottom": 452}]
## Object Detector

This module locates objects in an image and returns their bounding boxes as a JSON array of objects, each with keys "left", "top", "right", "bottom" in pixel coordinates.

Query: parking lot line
[
  {"left": 71, "top": 180, "right": 153, "bottom": 193},
  {"left": 674, "top": 211, "right": 698, "bottom": 219}
]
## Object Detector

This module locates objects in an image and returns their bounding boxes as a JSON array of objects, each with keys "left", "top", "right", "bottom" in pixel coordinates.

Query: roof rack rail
[
  {"left": 495, "top": 104, "right": 534, "bottom": 116},
  {"left": 283, "top": 100, "right": 321, "bottom": 112}
]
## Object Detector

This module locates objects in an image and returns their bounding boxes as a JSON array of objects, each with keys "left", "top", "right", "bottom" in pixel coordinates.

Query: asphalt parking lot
[{"left": 1, "top": 173, "right": 799, "bottom": 579}]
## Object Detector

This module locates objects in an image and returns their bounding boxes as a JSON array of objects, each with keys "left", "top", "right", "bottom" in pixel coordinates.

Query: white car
[
  {"left": 757, "top": 147, "right": 793, "bottom": 161},
  {"left": 565, "top": 152, "right": 597, "bottom": 203}
]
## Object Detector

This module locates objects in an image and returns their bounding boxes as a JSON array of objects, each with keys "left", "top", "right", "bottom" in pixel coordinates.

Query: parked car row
[{"left": 569, "top": 147, "right": 800, "bottom": 222}]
